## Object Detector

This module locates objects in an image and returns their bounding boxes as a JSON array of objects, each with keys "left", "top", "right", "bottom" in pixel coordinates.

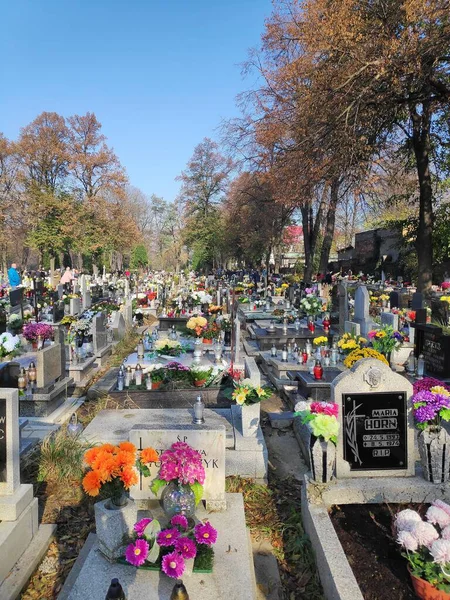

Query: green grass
[{"left": 36, "top": 427, "right": 94, "bottom": 483}]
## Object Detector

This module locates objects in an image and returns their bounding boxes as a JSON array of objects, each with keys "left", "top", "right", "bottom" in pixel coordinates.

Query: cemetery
[{"left": 1, "top": 1, "right": 450, "bottom": 599}]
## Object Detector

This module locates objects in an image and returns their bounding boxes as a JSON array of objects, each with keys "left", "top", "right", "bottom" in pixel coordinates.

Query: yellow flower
[
  {"left": 256, "top": 387, "right": 265, "bottom": 397},
  {"left": 313, "top": 336, "right": 328, "bottom": 346},
  {"left": 376, "top": 331, "right": 386, "bottom": 338},
  {"left": 281, "top": 283, "right": 289, "bottom": 289},
  {"left": 344, "top": 348, "right": 389, "bottom": 369},
  {"left": 431, "top": 386, "right": 450, "bottom": 397},
  {"left": 235, "top": 392, "right": 247, "bottom": 405}
]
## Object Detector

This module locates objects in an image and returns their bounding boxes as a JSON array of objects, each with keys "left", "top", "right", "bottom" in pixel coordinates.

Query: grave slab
[{"left": 58, "top": 493, "right": 257, "bottom": 600}]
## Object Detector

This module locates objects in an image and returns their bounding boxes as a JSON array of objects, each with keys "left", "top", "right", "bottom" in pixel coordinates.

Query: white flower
[
  {"left": 294, "top": 400, "right": 310, "bottom": 413},
  {"left": 397, "top": 530, "right": 419, "bottom": 552},
  {"left": 395, "top": 509, "right": 422, "bottom": 532},
  {"left": 1, "top": 332, "right": 20, "bottom": 353},
  {"left": 426, "top": 506, "right": 450, "bottom": 529},
  {"left": 430, "top": 539, "right": 450, "bottom": 565}
]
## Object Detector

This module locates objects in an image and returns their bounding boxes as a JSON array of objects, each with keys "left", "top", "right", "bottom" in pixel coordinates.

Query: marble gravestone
[
  {"left": 92, "top": 313, "right": 107, "bottom": 354},
  {"left": 69, "top": 297, "right": 81, "bottom": 316},
  {"left": 380, "top": 311, "right": 399, "bottom": 331},
  {"left": 353, "top": 286, "right": 374, "bottom": 337},
  {"left": 129, "top": 420, "right": 226, "bottom": 511},
  {"left": 36, "top": 344, "right": 62, "bottom": 390},
  {"left": 111, "top": 311, "right": 126, "bottom": 341},
  {"left": 332, "top": 358, "right": 414, "bottom": 478}
]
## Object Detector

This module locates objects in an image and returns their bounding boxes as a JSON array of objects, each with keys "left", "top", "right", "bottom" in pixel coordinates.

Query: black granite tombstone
[
  {"left": 389, "top": 291, "right": 400, "bottom": 309},
  {"left": 342, "top": 391, "right": 408, "bottom": 471},
  {"left": 411, "top": 292, "right": 423, "bottom": 310},
  {"left": 0, "top": 397, "right": 6, "bottom": 482}
]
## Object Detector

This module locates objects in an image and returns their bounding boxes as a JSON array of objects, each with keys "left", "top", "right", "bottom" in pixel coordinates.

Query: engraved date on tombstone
[{"left": 342, "top": 392, "right": 407, "bottom": 471}]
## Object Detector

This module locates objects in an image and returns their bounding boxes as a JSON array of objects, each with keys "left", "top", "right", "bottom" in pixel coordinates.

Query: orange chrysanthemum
[
  {"left": 92, "top": 450, "right": 117, "bottom": 471},
  {"left": 82, "top": 470, "right": 102, "bottom": 496},
  {"left": 121, "top": 466, "right": 138, "bottom": 489},
  {"left": 102, "top": 443, "right": 117, "bottom": 454},
  {"left": 119, "top": 442, "right": 136, "bottom": 454},
  {"left": 115, "top": 450, "right": 135, "bottom": 469},
  {"left": 98, "top": 456, "right": 119, "bottom": 482},
  {"left": 140, "top": 447, "right": 159, "bottom": 464},
  {"left": 84, "top": 447, "right": 101, "bottom": 467}
]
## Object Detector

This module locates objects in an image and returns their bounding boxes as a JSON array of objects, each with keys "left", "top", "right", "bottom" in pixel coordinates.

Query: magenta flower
[
  {"left": 194, "top": 521, "right": 218, "bottom": 545},
  {"left": 134, "top": 518, "right": 152, "bottom": 537},
  {"left": 367, "top": 330, "right": 377, "bottom": 339},
  {"left": 125, "top": 538, "right": 149, "bottom": 566},
  {"left": 161, "top": 551, "right": 185, "bottom": 578},
  {"left": 157, "top": 528, "right": 180, "bottom": 547},
  {"left": 171, "top": 515, "right": 188, "bottom": 530},
  {"left": 310, "top": 402, "right": 339, "bottom": 417},
  {"left": 175, "top": 536, "right": 197, "bottom": 559}
]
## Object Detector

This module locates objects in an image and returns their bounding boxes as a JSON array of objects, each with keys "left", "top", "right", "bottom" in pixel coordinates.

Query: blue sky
[{"left": 0, "top": 0, "right": 273, "bottom": 201}]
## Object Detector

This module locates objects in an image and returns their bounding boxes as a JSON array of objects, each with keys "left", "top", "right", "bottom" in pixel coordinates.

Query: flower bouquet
[
  {"left": 7, "top": 313, "right": 23, "bottom": 332},
  {"left": 337, "top": 332, "right": 367, "bottom": 355},
  {"left": 395, "top": 504, "right": 450, "bottom": 596},
  {"left": 153, "top": 339, "right": 183, "bottom": 357},
  {"left": 231, "top": 379, "right": 272, "bottom": 406},
  {"left": 294, "top": 401, "right": 340, "bottom": 483},
  {"left": 367, "top": 326, "right": 404, "bottom": 356},
  {"left": 0, "top": 332, "right": 21, "bottom": 360},
  {"left": 82, "top": 442, "right": 148, "bottom": 506},
  {"left": 186, "top": 316, "right": 208, "bottom": 337},
  {"left": 145, "top": 442, "right": 206, "bottom": 514},
  {"left": 201, "top": 319, "right": 220, "bottom": 342},
  {"left": 313, "top": 336, "right": 328, "bottom": 347},
  {"left": 123, "top": 514, "right": 217, "bottom": 578},
  {"left": 300, "top": 294, "right": 323, "bottom": 316},
  {"left": 23, "top": 322, "right": 53, "bottom": 343}
]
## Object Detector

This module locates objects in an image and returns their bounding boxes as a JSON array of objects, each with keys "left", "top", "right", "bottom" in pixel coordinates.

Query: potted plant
[
  {"left": 367, "top": 325, "right": 404, "bottom": 361},
  {"left": 294, "top": 401, "right": 339, "bottom": 483},
  {"left": 232, "top": 380, "right": 272, "bottom": 437},
  {"left": 0, "top": 332, "right": 21, "bottom": 361},
  {"left": 220, "top": 316, "right": 232, "bottom": 346},
  {"left": 343, "top": 347, "right": 389, "bottom": 369},
  {"left": 189, "top": 365, "right": 212, "bottom": 387},
  {"left": 123, "top": 514, "right": 217, "bottom": 578},
  {"left": 395, "top": 503, "right": 450, "bottom": 599},
  {"left": 186, "top": 316, "right": 208, "bottom": 339},
  {"left": 150, "top": 368, "right": 165, "bottom": 389},
  {"left": 143, "top": 441, "right": 206, "bottom": 519},
  {"left": 412, "top": 379, "right": 450, "bottom": 483},
  {"left": 23, "top": 322, "right": 53, "bottom": 349},
  {"left": 201, "top": 320, "right": 219, "bottom": 344},
  {"left": 7, "top": 314, "right": 23, "bottom": 334},
  {"left": 153, "top": 339, "right": 184, "bottom": 356}
]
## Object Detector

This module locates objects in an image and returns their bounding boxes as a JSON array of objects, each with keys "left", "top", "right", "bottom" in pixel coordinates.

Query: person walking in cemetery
[
  {"left": 60, "top": 266, "right": 74, "bottom": 285},
  {"left": 7, "top": 263, "right": 21, "bottom": 288}
]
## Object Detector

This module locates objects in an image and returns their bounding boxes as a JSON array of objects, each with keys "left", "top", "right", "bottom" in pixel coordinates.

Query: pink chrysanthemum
[
  {"left": 395, "top": 509, "right": 422, "bottom": 532},
  {"left": 411, "top": 521, "right": 439, "bottom": 548},
  {"left": 175, "top": 536, "right": 197, "bottom": 559},
  {"left": 433, "top": 500, "right": 450, "bottom": 518},
  {"left": 397, "top": 530, "right": 419, "bottom": 552},
  {"left": 310, "top": 402, "right": 339, "bottom": 417},
  {"left": 194, "top": 521, "right": 218, "bottom": 545},
  {"left": 134, "top": 518, "right": 153, "bottom": 537},
  {"left": 125, "top": 538, "right": 149, "bottom": 567},
  {"left": 442, "top": 526, "right": 450, "bottom": 540},
  {"left": 426, "top": 506, "right": 450, "bottom": 529},
  {"left": 157, "top": 528, "right": 180, "bottom": 547},
  {"left": 430, "top": 539, "right": 450, "bottom": 565},
  {"left": 161, "top": 551, "right": 185, "bottom": 578},
  {"left": 171, "top": 515, "right": 188, "bottom": 530}
]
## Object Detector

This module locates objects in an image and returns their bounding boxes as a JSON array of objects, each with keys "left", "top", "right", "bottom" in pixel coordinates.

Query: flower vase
[
  {"left": 309, "top": 436, "right": 336, "bottom": 483},
  {"left": 408, "top": 567, "right": 450, "bottom": 600},
  {"left": 94, "top": 496, "right": 138, "bottom": 561},
  {"left": 240, "top": 402, "right": 261, "bottom": 437},
  {"left": 224, "top": 330, "right": 231, "bottom": 346},
  {"left": 161, "top": 481, "right": 196, "bottom": 519},
  {"left": 418, "top": 426, "right": 450, "bottom": 483},
  {"left": 109, "top": 491, "right": 129, "bottom": 509}
]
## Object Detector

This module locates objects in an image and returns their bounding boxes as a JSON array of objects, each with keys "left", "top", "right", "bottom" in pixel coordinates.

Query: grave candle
[
  {"left": 271, "top": 343, "right": 277, "bottom": 357},
  {"left": 135, "top": 364, "right": 143, "bottom": 386}
]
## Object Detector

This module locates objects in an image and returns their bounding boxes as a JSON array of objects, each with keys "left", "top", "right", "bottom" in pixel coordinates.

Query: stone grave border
[{"left": 301, "top": 471, "right": 450, "bottom": 600}]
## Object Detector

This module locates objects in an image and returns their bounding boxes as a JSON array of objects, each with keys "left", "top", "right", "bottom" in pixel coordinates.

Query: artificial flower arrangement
[
  {"left": 201, "top": 319, "right": 220, "bottom": 340},
  {"left": 208, "top": 304, "right": 223, "bottom": 315},
  {"left": 189, "top": 365, "right": 213, "bottom": 387},
  {"left": 442, "top": 282, "right": 450, "bottom": 291},
  {"left": 153, "top": 339, "right": 184, "bottom": 357},
  {"left": 313, "top": 336, "right": 328, "bottom": 346},
  {"left": 395, "top": 503, "right": 450, "bottom": 594},
  {"left": 186, "top": 316, "right": 208, "bottom": 337},
  {"left": 238, "top": 296, "right": 250, "bottom": 304},
  {"left": 231, "top": 379, "right": 273, "bottom": 406},
  {"left": 140, "top": 442, "right": 206, "bottom": 506},
  {"left": 368, "top": 325, "right": 404, "bottom": 355},
  {"left": 7, "top": 313, "right": 23, "bottom": 331},
  {"left": 60, "top": 315, "right": 77, "bottom": 327},
  {"left": 219, "top": 316, "right": 231, "bottom": 332},
  {"left": 0, "top": 332, "right": 21, "bottom": 359},
  {"left": 337, "top": 332, "right": 367, "bottom": 354},
  {"left": 411, "top": 379, "right": 450, "bottom": 431},
  {"left": 379, "top": 294, "right": 390, "bottom": 303},
  {"left": 300, "top": 294, "right": 324, "bottom": 316},
  {"left": 62, "top": 293, "right": 80, "bottom": 306},
  {"left": 23, "top": 322, "right": 53, "bottom": 343},
  {"left": 343, "top": 348, "right": 390, "bottom": 369},
  {"left": 294, "top": 401, "right": 340, "bottom": 443},
  {"left": 82, "top": 442, "right": 151, "bottom": 503},
  {"left": 123, "top": 514, "right": 217, "bottom": 577},
  {"left": 276, "top": 314, "right": 296, "bottom": 324}
]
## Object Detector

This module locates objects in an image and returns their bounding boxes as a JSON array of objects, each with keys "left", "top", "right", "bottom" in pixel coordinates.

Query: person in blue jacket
[{"left": 7, "top": 263, "right": 21, "bottom": 288}]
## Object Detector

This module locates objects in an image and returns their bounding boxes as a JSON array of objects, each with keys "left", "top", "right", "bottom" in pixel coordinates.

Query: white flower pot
[{"left": 390, "top": 345, "right": 413, "bottom": 371}]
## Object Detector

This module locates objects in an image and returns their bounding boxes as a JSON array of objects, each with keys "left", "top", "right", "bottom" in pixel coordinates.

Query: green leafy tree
[{"left": 130, "top": 244, "right": 148, "bottom": 269}]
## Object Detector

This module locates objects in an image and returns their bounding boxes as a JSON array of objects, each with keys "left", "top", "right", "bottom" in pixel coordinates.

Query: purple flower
[
  {"left": 161, "top": 551, "right": 185, "bottom": 578},
  {"left": 175, "top": 536, "right": 197, "bottom": 559},
  {"left": 171, "top": 515, "right": 188, "bottom": 530},
  {"left": 393, "top": 331, "right": 403, "bottom": 341},
  {"left": 134, "top": 518, "right": 152, "bottom": 537},
  {"left": 194, "top": 521, "right": 218, "bottom": 545},
  {"left": 413, "top": 378, "right": 450, "bottom": 394},
  {"left": 125, "top": 538, "right": 149, "bottom": 566},
  {"left": 414, "top": 404, "right": 439, "bottom": 423},
  {"left": 157, "top": 528, "right": 180, "bottom": 546}
]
